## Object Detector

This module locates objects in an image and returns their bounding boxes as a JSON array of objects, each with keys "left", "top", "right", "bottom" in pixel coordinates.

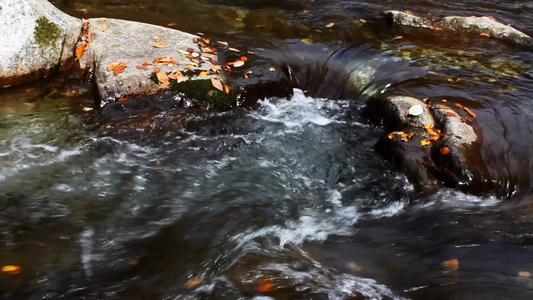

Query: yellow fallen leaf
[
  {"left": 442, "top": 258, "right": 459, "bottom": 271},
  {"left": 2, "top": 265, "right": 21, "bottom": 274},
  {"left": 106, "top": 62, "right": 120, "bottom": 71},
  {"left": 154, "top": 37, "right": 162, "bottom": 42},
  {"left": 198, "top": 70, "right": 209, "bottom": 77},
  {"left": 421, "top": 139, "right": 431, "bottom": 146}
]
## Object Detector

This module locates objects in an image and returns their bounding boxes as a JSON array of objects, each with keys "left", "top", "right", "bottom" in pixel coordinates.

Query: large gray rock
[
  {"left": 439, "top": 16, "right": 533, "bottom": 47},
  {"left": 78, "top": 18, "right": 222, "bottom": 105},
  {"left": 0, "top": 0, "right": 81, "bottom": 86},
  {"left": 384, "top": 10, "right": 533, "bottom": 47}
]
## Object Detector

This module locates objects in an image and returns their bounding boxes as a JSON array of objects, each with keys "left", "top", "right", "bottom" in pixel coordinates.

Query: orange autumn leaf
[
  {"left": 223, "top": 84, "right": 230, "bottom": 94},
  {"left": 269, "top": 67, "right": 276, "bottom": 71},
  {"left": 106, "top": 62, "right": 120, "bottom": 71},
  {"left": 154, "top": 56, "right": 178, "bottom": 65},
  {"left": 461, "top": 117, "right": 472, "bottom": 124},
  {"left": 198, "top": 70, "right": 209, "bottom": 77},
  {"left": 444, "top": 112, "right": 458, "bottom": 117},
  {"left": 426, "top": 127, "right": 441, "bottom": 137},
  {"left": 240, "top": 56, "right": 248, "bottom": 61},
  {"left": 406, "top": 10, "right": 413, "bottom": 15},
  {"left": 388, "top": 131, "right": 406, "bottom": 139},
  {"left": 442, "top": 258, "right": 459, "bottom": 271},
  {"left": 454, "top": 103, "right": 464, "bottom": 109},
  {"left": 202, "top": 37, "right": 210, "bottom": 44},
  {"left": 118, "top": 97, "right": 128, "bottom": 101},
  {"left": 184, "top": 277, "right": 204, "bottom": 289},
  {"left": 244, "top": 74, "right": 249, "bottom": 78},
  {"left": 464, "top": 107, "right": 476, "bottom": 118},
  {"left": 112, "top": 64, "right": 127, "bottom": 75},
  {"left": 143, "top": 61, "right": 153, "bottom": 66},
  {"left": 136, "top": 65, "right": 149, "bottom": 70},
  {"left": 255, "top": 278, "right": 275, "bottom": 293},
  {"left": 153, "top": 43, "right": 169, "bottom": 48},
  {"left": 75, "top": 43, "right": 86, "bottom": 59},
  {"left": 427, "top": 136, "right": 440, "bottom": 142},
  {"left": 2, "top": 265, "right": 21, "bottom": 274},
  {"left": 480, "top": 32, "right": 490, "bottom": 37},
  {"left": 211, "top": 65, "right": 221, "bottom": 71},
  {"left": 440, "top": 147, "right": 450, "bottom": 155},
  {"left": 154, "top": 37, "right": 162, "bottom": 42},
  {"left": 360, "top": 18, "right": 367, "bottom": 23}
]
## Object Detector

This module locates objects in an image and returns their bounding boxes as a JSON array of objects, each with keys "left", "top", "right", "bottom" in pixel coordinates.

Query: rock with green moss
[{"left": 0, "top": 0, "right": 81, "bottom": 86}]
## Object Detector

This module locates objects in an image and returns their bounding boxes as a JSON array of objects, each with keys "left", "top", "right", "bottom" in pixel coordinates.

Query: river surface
[{"left": 1, "top": 0, "right": 533, "bottom": 299}]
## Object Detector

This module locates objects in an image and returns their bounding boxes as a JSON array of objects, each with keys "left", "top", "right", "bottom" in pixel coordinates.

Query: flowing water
[{"left": 1, "top": 0, "right": 533, "bottom": 299}]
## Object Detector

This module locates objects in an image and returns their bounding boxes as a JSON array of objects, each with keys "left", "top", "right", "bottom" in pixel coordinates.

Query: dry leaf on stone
[
  {"left": 153, "top": 43, "right": 169, "bottom": 48},
  {"left": 233, "top": 60, "right": 245, "bottom": 67},
  {"left": 198, "top": 71, "right": 209, "bottom": 77},
  {"left": 442, "top": 258, "right": 459, "bottom": 271},
  {"left": 155, "top": 68, "right": 170, "bottom": 88},
  {"left": 75, "top": 44, "right": 86, "bottom": 59},
  {"left": 136, "top": 65, "right": 149, "bottom": 70},
  {"left": 154, "top": 37, "right": 162, "bottom": 42},
  {"left": 211, "top": 78, "right": 223, "bottom": 91}
]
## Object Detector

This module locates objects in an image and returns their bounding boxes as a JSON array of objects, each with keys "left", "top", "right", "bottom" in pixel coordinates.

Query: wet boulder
[
  {"left": 367, "top": 95, "right": 490, "bottom": 194},
  {"left": 384, "top": 10, "right": 533, "bottom": 47},
  {"left": 0, "top": 0, "right": 81, "bottom": 86},
  {"left": 438, "top": 16, "right": 533, "bottom": 47}
]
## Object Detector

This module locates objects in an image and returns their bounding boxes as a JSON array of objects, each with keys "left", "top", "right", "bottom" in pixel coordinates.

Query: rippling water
[{"left": 1, "top": 0, "right": 533, "bottom": 299}]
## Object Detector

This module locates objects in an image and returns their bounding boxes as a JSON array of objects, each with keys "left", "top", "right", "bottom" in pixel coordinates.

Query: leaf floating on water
[
  {"left": 184, "top": 277, "right": 204, "bottom": 289},
  {"left": 421, "top": 139, "right": 431, "bottom": 146},
  {"left": 211, "top": 78, "right": 223, "bottom": 91},
  {"left": 454, "top": 103, "right": 464, "bottom": 109},
  {"left": 118, "top": 97, "right": 128, "bottom": 102},
  {"left": 223, "top": 84, "right": 230, "bottom": 94},
  {"left": 442, "top": 258, "right": 459, "bottom": 271},
  {"left": 464, "top": 107, "right": 476, "bottom": 118},
  {"left": 153, "top": 43, "right": 169, "bottom": 48},
  {"left": 440, "top": 147, "right": 450, "bottom": 155},
  {"left": 2, "top": 265, "right": 21, "bottom": 274},
  {"left": 360, "top": 18, "right": 367, "bottom": 23},
  {"left": 518, "top": 271, "right": 531, "bottom": 278},
  {"left": 255, "top": 278, "right": 276, "bottom": 293},
  {"left": 269, "top": 67, "right": 276, "bottom": 71},
  {"left": 325, "top": 22, "right": 335, "bottom": 28},
  {"left": 444, "top": 112, "right": 458, "bottom": 117}
]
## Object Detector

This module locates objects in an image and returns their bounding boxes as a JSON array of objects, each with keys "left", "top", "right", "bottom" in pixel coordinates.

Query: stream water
[{"left": 1, "top": 0, "right": 533, "bottom": 299}]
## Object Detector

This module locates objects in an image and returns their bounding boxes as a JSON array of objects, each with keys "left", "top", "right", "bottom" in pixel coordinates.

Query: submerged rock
[
  {"left": 384, "top": 10, "right": 533, "bottom": 47},
  {"left": 0, "top": 0, "right": 81, "bottom": 86}
]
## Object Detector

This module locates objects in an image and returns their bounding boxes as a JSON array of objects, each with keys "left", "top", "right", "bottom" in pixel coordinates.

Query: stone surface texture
[
  {"left": 385, "top": 10, "right": 533, "bottom": 47},
  {"left": 439, "top": 16, "right": 533, "bottom": 46},
  {"left": 0, "top": 0, "right": 81, "bottom": 86},
  {"left": 79, "top": 18, "right": 217, "bottom": 104}
]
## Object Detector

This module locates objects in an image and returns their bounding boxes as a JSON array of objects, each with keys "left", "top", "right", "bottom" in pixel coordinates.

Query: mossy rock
[{"left": 33, "top": 16, "right": 62, "bottom": 49}]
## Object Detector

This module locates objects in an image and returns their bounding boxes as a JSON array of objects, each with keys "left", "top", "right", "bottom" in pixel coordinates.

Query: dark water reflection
[{"left": 1, "top": 0, "right": 532, "bottom": 299}]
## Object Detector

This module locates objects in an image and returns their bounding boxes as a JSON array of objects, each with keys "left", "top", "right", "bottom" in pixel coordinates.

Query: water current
[{"left": 2, "top": 0, "right": 533, "bottom": 299}]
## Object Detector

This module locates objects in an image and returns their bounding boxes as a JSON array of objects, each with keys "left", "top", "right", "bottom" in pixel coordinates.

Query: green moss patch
[
  {"left": 150, "top": 72, "right": 234, "bottom": 108},
  {"left": 170, "top": 79, "right": 234, "bottom": 108},
  {"left": 34, "top": 16, "right": 62, "bottom": 49}
]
